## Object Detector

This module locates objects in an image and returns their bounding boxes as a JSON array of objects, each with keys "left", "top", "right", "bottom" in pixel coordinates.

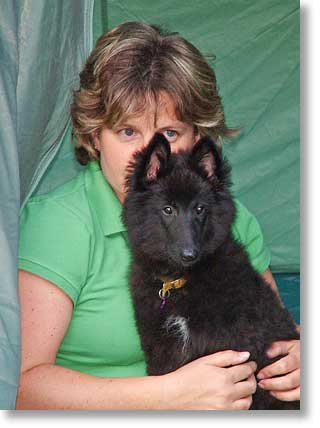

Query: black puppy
[{"left": 122, "top": 133, "right": 300, "bottom": 410}]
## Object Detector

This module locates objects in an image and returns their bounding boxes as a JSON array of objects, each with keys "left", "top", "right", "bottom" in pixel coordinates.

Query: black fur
[{"left": 122, "top": 133, "right": 300, "bottom": 410}]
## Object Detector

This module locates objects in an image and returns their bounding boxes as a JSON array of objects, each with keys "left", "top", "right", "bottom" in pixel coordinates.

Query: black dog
[{"left": 122, "top": 133, "right": 300, "bottom": 410}]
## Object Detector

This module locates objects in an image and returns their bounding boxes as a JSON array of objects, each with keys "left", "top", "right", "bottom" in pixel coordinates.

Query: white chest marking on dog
[{"left": 163, "top": 315, "right": 190, "bottom": 353}]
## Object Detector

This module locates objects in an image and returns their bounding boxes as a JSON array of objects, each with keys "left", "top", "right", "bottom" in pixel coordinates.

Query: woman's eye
[
  {"left": 195, "top": 205, "right": 205, "bottom": 214},
  {"left": 162, "top": 206, "right": 173, "bottom": 215},
  {"left": 164, "top": 130, "right": 178, "bottom": 140},
  {"left": 120, "top": 128, "right": 135, "bottom": 137}
]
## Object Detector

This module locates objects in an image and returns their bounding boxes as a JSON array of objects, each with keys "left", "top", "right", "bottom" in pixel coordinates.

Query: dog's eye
[
  {"left": 195, "top": 205, "right": 205, "bottom": 215},
  {"left": 162, "top": 206, "right": 173, "bottom": 215}
]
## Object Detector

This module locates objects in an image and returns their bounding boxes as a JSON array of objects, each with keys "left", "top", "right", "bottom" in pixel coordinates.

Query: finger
[
  {"left": 232, "top": 396, "right": 253, "bottom": 410},
  {"left": 257, "top": 353, "right": 299, "bottom": 380},
  {"left": 233, "top": 374, "right": 257, "bottom": 399},
  {"left": 228, "top": 361, "right": 257, "bottom": 383},
  {"left": 266, "top": 340, "right": 297, "bottom": 358},
  {"left": 270, "top": 386, "right": 300, "bottom": 402},
  {"left": 259, "top": 369, "right": 300, "bottom": 391},
  {"left": 204, "top": 350, "right": 251, "bottom": 368}
]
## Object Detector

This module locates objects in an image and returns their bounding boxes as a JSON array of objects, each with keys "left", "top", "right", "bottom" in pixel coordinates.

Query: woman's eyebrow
[
  {"left": 115, "top": 121, "right": 186, "bottom": 130},
  {"left": 114, "top": 122, "right": 137, "bottom": 129},
  {"left": 156, "top": 122, "right": 186, "bottom": 130}
]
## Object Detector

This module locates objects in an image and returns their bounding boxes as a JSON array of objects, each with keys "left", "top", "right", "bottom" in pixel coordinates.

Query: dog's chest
[
  {"left": 162, "top": 314, "right": 191, "bottom": 352},
  {"left": 131, "top": 277, "right": 269, "bottom": 372},
  {"left": 135, "top": 288, "right": 237, "bottom": 351}
]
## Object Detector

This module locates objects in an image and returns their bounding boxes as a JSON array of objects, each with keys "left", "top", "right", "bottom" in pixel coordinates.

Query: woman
[{"left": 16, "top": 21, "right": 300, "bottom": 410}]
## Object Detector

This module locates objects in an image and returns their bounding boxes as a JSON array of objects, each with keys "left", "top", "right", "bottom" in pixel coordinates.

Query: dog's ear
[
  {"left": 144, "top": 133, "right": 171, "bottom": 183},
  {"left": 126, "top": 133, "right": 171, "bottom": 191},
  {"left": 190, "top": 136, "right": 222, "bottom": 182},
  {"left": 190, "top": 136, "right": 232, "bottom": 189}
]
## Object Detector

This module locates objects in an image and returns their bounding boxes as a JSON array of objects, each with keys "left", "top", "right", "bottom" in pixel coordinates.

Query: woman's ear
[
  {"left": 92, "top": 130, "right": 101, "bottom": 151},
  {"left": 193, "top": 127, "right": 201, "bottom": 146}
]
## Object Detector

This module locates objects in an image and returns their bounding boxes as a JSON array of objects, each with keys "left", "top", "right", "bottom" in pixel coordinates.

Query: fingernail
[
  {"left": 258, "top": 381, "right": 265, "bottom": 389},
  {"left": 266, "top": 346, "right": 278, "bottom": 357},
  {"left": 239, "top": 351, "right": 250, "bottom": 361},
  {"left": 257, "top": 372, "right": 265, "bottom": 380}
]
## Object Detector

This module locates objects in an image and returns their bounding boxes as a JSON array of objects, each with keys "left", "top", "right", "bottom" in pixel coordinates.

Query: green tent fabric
[
  {"left": 1, "top": 0, "right": 95, "bottom": 409},
  {"left": 0, "top": 0, "right": 299, "bottom": 409},
  {"left": 0, "top": 0, "right": 20, "bottom": 410},
  {"left": 274, "top": 274, "right": 300, "bottom": 325},
  {"left": 18, "top": 0, "right": 94, "bottom": 206}
]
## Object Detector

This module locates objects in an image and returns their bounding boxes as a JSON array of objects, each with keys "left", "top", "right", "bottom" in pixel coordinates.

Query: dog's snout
[{"left": 181, "top": 248, "right": 199, "bottom": 262}]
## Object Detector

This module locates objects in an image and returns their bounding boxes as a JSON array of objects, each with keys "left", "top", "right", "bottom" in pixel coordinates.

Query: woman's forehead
[
  {"left": 117, "top": 91, "right": 185, "bottom": 127},
  {"left": 119, "top": 111, "right": 182, "bottom": 127}
]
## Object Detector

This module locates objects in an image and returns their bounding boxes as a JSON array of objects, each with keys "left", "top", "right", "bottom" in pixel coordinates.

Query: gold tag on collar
[{"left": 159, "top": 277, "right": 187, "bottom": 300}]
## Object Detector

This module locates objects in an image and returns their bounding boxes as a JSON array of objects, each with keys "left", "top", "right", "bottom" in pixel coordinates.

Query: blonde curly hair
[{"left": 71, "top": 21, "right": 238, "bottom": 165}]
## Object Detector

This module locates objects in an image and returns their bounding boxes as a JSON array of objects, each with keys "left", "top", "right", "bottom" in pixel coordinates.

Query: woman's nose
[{"left": 141, "top": 132, "right": 157, "bottom": 147}]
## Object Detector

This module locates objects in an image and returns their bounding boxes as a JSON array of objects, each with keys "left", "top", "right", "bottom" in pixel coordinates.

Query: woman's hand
[
  {"left": 164, "top": 350, "right": 257, "bottom": 410},
  {"left": 257, "top": 339, "right": 300, "bottom": 401}
]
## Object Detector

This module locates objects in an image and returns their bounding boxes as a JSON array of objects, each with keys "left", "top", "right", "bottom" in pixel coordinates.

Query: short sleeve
[
  {"left": 231, "top": 199, "right": 271, "bottom": 273},
  {"left": 18, "top": 197, "right": 91, "bottom": 304}
]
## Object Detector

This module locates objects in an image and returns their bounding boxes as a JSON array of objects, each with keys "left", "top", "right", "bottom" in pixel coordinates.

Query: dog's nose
[{"left": 181, "top": 248, "right": 199, "bottom": 262}]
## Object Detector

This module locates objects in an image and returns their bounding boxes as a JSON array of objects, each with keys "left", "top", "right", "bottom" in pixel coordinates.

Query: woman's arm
[
  {"left": 257, "top": 268, "right": 300, "bottom": 402},
  {"left": 17, "top": 270, "right": 257, "bottom": 410},
  {"left": 261, "top": 268, "right": 282, "bottom": 303},
  {"left": 16, "top": 270, "right": 167, "bottom": 410}
]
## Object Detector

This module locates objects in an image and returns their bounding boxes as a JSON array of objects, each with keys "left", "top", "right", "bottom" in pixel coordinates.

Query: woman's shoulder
[
  {"left": 19, "top": 169, "right": 94, "bottom": 303},
  {"left": 22, "top": 169, "right": 92, "bottom": 230},
  {"left": 232, "top": 198, "right": 257, "bottom": 232},
  {"left": 231, "top": 198, "right": 270, "bottom": 273}
]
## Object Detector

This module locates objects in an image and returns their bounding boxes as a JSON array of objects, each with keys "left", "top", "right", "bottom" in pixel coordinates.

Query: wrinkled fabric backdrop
[{"left": 0, "top": 0, "right": 299, "bottom": 409}]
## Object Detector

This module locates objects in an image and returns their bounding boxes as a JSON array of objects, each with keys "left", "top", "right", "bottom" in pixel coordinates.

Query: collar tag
[{"left": 158, "top": 277, "right": 187, "bottom": 308}]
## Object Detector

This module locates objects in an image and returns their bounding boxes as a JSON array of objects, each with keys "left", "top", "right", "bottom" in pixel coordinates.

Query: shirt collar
[{"left": 84, "top": 160, "right": 127, "bottom": 236}]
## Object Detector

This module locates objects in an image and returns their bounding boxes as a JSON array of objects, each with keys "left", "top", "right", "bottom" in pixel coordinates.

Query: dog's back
[{"left": 123, "top": 134, "right": 300, "bottom": 410}]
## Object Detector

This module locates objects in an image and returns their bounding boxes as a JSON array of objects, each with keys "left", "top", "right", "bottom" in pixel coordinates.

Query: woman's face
[{"left": 94, "top": 92, "right": 199, "bottom": 203}]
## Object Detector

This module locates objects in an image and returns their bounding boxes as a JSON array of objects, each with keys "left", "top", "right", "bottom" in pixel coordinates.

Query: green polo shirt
[{"left": 18, "top": 160, "right": 270, "bottom": 377}]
